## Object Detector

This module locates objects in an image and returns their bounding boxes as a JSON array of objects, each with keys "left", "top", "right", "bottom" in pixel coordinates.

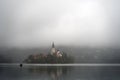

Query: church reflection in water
[{"left": 27, "top": 66, "right": 72, "bottom": 80}]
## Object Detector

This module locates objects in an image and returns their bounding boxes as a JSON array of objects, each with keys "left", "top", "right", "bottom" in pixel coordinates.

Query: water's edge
[{"left": 1, "top": 63, "right": 120, "bottom": 66}]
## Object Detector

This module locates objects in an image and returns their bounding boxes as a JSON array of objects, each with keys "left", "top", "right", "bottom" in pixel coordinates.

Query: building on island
[
  {"left": 51, "top": 42, "right": 56, "bottom": 55},
  {"left": 50, "top": 42, "right": 62, "bottom": 57}
]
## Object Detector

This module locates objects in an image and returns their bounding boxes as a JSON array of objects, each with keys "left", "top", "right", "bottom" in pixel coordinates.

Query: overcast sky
[{"left": 0, "top": 0, "right": 120, "bottom": 48}]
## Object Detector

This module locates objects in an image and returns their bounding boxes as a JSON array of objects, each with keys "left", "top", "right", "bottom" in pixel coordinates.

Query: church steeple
[
  {"left": 51, "top": 42, "right": 56, "bottom": 55},
  {"left": 52, "top": 42, "right": 55, "bottom": 48}
]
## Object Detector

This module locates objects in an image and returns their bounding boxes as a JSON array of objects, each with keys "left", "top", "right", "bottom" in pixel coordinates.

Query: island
[{"left": 23, "top": 42, "right": 74, "bottom": 63}]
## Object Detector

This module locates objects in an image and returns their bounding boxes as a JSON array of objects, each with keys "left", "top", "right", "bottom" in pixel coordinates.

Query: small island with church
[{"left": 23, "top": 42, "right": 74, "bottom": 63}]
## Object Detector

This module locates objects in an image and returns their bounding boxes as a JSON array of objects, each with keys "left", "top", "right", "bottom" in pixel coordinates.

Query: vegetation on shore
[{"left": 24, "top": 52, "right": 74, "bottom": 63}]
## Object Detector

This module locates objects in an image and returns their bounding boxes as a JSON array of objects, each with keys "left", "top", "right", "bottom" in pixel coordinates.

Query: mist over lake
[
  {"left": 0, "top": 0, "right": 120, "bottom": 63},
  {"left": 0, "top": 0, "right": 120, "bottom": 80}
]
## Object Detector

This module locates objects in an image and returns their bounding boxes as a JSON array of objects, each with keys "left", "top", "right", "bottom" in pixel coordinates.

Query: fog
[{"left": 0, "top": 0, "right": 120, "bottom": 48}]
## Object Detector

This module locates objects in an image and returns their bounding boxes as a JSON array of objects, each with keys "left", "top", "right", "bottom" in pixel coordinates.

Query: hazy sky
[{"left": 0, "top": 0, "right": 120, "bottom": 48}]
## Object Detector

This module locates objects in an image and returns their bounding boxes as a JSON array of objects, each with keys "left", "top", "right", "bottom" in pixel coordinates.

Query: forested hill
[{"left": 0, "top": 47, "right": 120, "bottom": 63}]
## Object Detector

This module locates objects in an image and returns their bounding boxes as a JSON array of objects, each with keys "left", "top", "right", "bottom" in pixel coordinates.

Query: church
[{"left": 50, "top": 42, "right": 62, "bottom": 57}]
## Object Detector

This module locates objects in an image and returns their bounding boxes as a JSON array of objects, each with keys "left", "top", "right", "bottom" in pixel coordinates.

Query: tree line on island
[{"left": 23, "top": 52, "right": 74, "bottom": 63}]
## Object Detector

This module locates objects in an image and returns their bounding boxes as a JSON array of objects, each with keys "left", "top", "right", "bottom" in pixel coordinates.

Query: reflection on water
[
  {"left": 0, "top": 65, "right": 120, "bottom": 80},
  {"left": 28, "top": 66, "right": 72, "bottom": 80}
]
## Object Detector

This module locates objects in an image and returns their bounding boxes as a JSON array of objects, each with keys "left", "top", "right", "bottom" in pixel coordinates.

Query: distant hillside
[
  {"left": 0, "top": 54, "right": 12, "bottom": 63},
  {"left": 0, "top": 47, "right": 120, "bottom": 63}
]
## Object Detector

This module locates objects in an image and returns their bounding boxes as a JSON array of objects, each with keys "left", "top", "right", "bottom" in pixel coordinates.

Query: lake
[{"left": 0, "top": 64, "right": 120, "bottom": 80}]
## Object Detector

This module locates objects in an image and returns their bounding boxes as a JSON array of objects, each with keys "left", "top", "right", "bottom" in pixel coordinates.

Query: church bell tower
[{"left": 51, "top": 42, "right": 56, "bottom": 55}]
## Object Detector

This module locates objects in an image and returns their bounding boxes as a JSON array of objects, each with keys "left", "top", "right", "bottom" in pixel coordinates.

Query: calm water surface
[{"left": 0, "top": 64, "right": 120, "bottom": 80}]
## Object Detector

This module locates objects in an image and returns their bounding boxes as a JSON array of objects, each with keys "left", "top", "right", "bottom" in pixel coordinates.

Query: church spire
[
  {"left": 51, "top": 42, "right": 56, "bottom": 55},
  {"left": 52, "top": 42, "right": 55, "bottom": 48}
]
